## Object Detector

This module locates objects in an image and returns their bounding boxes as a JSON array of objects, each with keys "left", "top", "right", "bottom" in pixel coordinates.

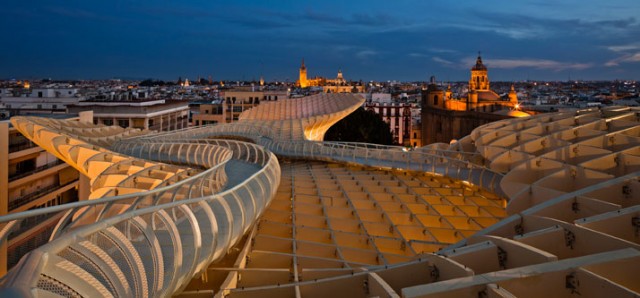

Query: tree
[
  {"left": 139, "top": 79, "right": 174, "bottom": 87},
  {"left": 324, "top": 107, "right": 395, "bottom": 145}
]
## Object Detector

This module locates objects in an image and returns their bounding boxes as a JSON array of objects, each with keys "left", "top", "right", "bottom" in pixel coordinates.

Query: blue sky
[{"left": 2, "top": 0, "right": 639, "bottom": 81}]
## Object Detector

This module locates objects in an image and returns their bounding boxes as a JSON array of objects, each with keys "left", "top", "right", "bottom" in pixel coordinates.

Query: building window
[
  {"left": 15, "top": 159, "right": 36, "bottom": 175},
  {"left": 413, "top": 132, "right": 417, "bottom": 138},
  {"left": 103, "top": 119, "right": 114, "bottom": 126},
  {"left": 37, "top": 104, "right": 42, "bottom": 109},
  {"left": 195, "top": 120, "right": 200, "bottom": 126},
  {"left": 433, "top": 96, "right": 438, "bottom": 106},
  {"left": 118, "top": 119, "right": 129, "bottom": 128},
  {"left": 149, "top": 119, "right": 154, "bottom": 127},
  {"left": 52, "top": 104, "right": 57, "bottom": 109}
]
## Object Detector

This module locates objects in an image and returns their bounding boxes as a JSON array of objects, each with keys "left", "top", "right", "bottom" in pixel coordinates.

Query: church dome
[{"left": 472, "top": 55, "right": 487, "bottom": 71}]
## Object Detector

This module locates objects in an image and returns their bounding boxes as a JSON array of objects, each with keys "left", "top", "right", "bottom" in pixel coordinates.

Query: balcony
[
  {"left": 8, "top": 141, "right": 37, "bottom": 153},
  {"left": 8, "top": 181, "right": 76, "bottom": 211},
  {"left": 8, "top": 160, "right": 66, "bottom": 182}
]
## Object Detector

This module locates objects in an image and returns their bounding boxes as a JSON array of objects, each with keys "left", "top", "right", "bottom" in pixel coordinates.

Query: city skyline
[{"left": 2, "top": 0, "right": 640, "bottom": 81}]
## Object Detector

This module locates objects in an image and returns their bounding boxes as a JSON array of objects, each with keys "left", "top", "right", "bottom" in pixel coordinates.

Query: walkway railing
[
  {"left": 0, "top": 118, "right": 502, "bottom": 297},
  {"left": 149, "top": 123, "right": 505, "bottom": 197},
  {"left": 0, "top": 137, "right": 281, "bottom": 297}
]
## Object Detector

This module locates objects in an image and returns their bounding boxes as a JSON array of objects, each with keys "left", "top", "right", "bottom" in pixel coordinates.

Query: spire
[
  {"left": 300, "top": 58, "right": 306, "bottom": 70},
  {"left": 473, "top": 52, "right": 487, "bottom": 70}
]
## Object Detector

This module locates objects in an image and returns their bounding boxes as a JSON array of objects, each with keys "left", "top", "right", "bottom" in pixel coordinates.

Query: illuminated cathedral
[
  {"left": 296, "top": 59, "right": 363, "bottom": 93},
  {"left": 421, "top": 53, "right": 525, "bottom": 145}
]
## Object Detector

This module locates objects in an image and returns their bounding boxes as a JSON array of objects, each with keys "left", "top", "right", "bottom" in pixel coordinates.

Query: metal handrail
[
  {"left": 1, "top": 136, "right": 281, "bottom": 297},
  {"left": 147, "top": 123, "right": 505, "bottom": 197},
  {"left": 0, "top": 95, "right": 504, "bottom": 297}
]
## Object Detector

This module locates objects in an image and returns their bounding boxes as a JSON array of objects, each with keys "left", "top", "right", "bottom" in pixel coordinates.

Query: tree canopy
[
  {"left": 324, "top": 107, "right": 395, "bottom": 145},
  {"left": 139, "top": 79, "right": 175, "bottom": 87}
]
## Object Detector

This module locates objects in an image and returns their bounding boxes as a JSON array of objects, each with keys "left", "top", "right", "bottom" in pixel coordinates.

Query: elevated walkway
[{"left": 1, "top": 97, "right": 637, "bottom": 297}]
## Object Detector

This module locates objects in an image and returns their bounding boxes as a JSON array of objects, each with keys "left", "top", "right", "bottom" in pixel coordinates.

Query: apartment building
[{"left": 67, "top": 99, "right": 189, "bottom": 131}]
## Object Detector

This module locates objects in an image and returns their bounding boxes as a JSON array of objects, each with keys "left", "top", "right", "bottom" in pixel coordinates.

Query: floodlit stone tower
[
  {"left": 469, "top": 53, "right": 489, "bottom": 91},
  {"left": 299, "top": 58, "right": 308, "bottom": 88},
  {"left": 509, "top": 84, "right": 518, "bottom": 104}
]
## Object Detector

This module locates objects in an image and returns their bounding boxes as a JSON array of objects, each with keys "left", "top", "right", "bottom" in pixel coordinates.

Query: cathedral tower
[
  {"left": 299, "top": 58, "right": 308, "bottom": 88},
  {"left": 469, "top": 53, "right": 489, "bottom": 91},
  {"left": 509, "top": 84, "right": 518, "bottom": 104}
]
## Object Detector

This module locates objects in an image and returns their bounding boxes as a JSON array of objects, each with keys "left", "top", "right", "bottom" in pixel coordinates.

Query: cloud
[
  {"left": 302, "top": 10, "right": 345, "bottom": 24},
  {"left": 462, "top": 11, "right": 639, "bottom": 40},
  {"left": 46, "top": 7, "right": 104, "bottom": 20},
  {"left": 605, "top": 52, "right": 640, "bottom": 66},
  {"left": 463, "top": 57, "right": 592, "bottom": 71},
  {"left": 432, "top": 57, "right": 454, "bottom": 65},
  {"left": 595, "top": 17, "right": 637, "bottom": 29},
  {"left": 272, "top": 9, "right": 402, "bottom": 31},
  {"left": 427, "top": 48, "right": 458, "bottom": 54},
  {"left": 140, "top": 6, "right": 291, "bottom": 30},
  {"left": 449, "top": 23, "right": 544, "bottom": 39},
  {"left": 604, "top": 43, "right": 640, "bottom": 66},
  {"left": 350, "top": 13, "right": 396, "bottom": 27},
  {"left": 607, "top": 44, "right": 640, "bottom": 52},
  {"left": 356, "top": 50, "right": 377, "bottom": 60},
  {"left": 226, "top": 18, "right": 291, "bottom": 29}
]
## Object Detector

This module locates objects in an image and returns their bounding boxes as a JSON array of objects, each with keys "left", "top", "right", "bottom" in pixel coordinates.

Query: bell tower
[
  {"left": 509, "top": 84, "right": 518, "bottom": 104},
  {"left": 299, "top": 58, "right": 308, "bottom": 88},
  {"left": 469, "top": 52, "right": 489, "bottom": 91}
]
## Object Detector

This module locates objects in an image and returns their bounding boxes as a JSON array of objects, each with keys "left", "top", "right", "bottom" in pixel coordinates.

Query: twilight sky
[{"left": 2, "top": 0, "right": 639, "bottom": 82}]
